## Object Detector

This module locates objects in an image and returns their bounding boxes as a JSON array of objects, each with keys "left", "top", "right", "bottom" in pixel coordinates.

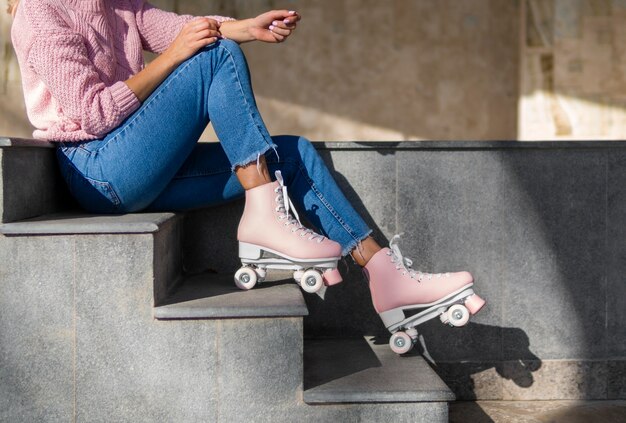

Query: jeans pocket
[
  {"left": 57, "top": 150, "right": 121, "bottom": 213},
  {"left": 83, "top": 176, "right": 122, "bottom": 207}
]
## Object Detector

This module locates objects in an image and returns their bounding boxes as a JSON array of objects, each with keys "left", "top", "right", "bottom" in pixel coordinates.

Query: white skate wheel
[
  {"left": 299, "top": 269, "right": 323, "bottom": 293},
  {"left": 447, "top": 304, "right": 470, "bottom": 327},
  {"left": 234, "top": 267, "right": 257, "bottom": 290},
  {"left": 293, "top": 270, "right": 305, "bottom": 281},
  {"left": 389, "top": 331, "right": 413, "bottom": 354}
]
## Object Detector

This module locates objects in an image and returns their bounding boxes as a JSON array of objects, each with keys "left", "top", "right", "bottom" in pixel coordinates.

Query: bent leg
[
  {"left": 145, "top": 142, "right": 245, "bottom": 211},
  {"left": 57, "top": 40, "right": 276, "bottom": 213},
  {"left": 268, "top": 136, "right": 373, "bottom": 256},
  {"left": 146, "top": 136, "right": 373, "bottom": 257}
]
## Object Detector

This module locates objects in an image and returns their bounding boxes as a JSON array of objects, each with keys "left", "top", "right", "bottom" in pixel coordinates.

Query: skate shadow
[
  {"left": 303, "top": 337, "right": 382, "bottom": 390},
  {"left": 371, "top": 322, "right": 541, "bottom": 400},
  {"left": 299, "top": 146, "right": 394, "bottom": 338},
  {"left": 156, "top": 271, "right": 295, "bottom": 307}
]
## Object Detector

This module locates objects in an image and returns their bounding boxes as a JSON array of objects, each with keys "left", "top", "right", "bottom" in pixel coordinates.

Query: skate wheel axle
[{"left": 389, "top": 331, "right": 414, "bottom": 354}]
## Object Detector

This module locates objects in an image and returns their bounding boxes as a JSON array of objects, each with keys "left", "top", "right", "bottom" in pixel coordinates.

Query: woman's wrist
[
  {"left": 219, "top": 19, "right": 256, "bottom": 43},
  {"left": 160, "top": 48, "right": 180, "bottom": 68}
]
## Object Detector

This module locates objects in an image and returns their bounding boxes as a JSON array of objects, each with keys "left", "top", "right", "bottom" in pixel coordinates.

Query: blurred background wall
[{"left": 1, "top": 0, "right": 625, "bottom": 141}]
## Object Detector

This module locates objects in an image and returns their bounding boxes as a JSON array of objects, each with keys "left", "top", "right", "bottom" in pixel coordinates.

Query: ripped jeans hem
[
  {"left": 230, "top": 142, "right": 279, "bottom": 173},
  {"left": 341, "top": 228, "right": 374, "bottom": 258}
]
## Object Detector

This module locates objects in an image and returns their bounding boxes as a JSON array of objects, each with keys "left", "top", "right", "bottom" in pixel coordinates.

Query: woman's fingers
[
  {"left": 272, "top": 32, "right": 286, "bottom": 43},
  {"left": 194, "top": 37, "right": 218, "bottom": 48},
  {"left": 194, "top": 29, "right": 221, "bottom": 40},
  {"left": 204, "top": 37, "right": 219, "bottom": 46},
  {"left": 189, "top": 17, "right": 221, "bottom": 31},
  {"left": 283, "top": 11, "right": 301, "bottom": 27},
  {"left": 268, "top": 25, "right": 291, "bottom": 37},
  {"left": 270, "top": 20, "right": 297, "bottom": 31},
  {"left": 251, "top": 10, "right": 301, "bottom": 43}
]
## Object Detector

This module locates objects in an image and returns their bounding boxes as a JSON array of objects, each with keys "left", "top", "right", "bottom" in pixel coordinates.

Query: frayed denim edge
[
  {"left": 230, "top": 142, "right": 278, "bottom": 173},
  {"left": 340, "top": 228, "right": 374, "bottom": 258}
]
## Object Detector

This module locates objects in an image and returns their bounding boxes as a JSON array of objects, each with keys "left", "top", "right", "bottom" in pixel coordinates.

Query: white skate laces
[
  {"left": 274, "top": 171, "right": 325, "bottom": 243},
  {"left": 387, "top": 234, "right": 450, "bottom": 282}
]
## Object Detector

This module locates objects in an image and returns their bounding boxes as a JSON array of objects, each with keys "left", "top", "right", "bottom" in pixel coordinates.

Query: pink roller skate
[
  {"left": 235, "top": 171, "right": 343, "bottom": 293},
  {"left": 364, "top": 234, "right": 486, "bottom": 354}
]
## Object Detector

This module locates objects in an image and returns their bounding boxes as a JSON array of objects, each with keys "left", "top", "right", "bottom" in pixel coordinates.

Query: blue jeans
[{"left": 56, "top": 40, "right": 372, "bottom": 256}]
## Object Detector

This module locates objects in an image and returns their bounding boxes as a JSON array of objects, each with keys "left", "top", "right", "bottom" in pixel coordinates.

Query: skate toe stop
[
  {"left": 322, "top": 268, "right": 343, "bottom": 286},
  {"left": 465, "top": 294, "right": 486, "bottom": 315}
]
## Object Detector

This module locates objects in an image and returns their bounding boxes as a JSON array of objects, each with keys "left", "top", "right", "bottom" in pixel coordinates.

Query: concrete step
[
  {"left": 304, "top": 337, "right": 455, "bottom": 404},
  {"left": 0, "top": 210, "right": 313, "bottom": 422},
  {"left": 154, "top": 272, "right": 308, "bottom": 319},
  {"left": 0, "top": 136, "right": 71, "bottom": 223},
  {"left": 298, "top": 337, "right": 452, "bottom": 422},
  {"left": 0, "top": 211, "right": 183, "bottom": 305},
  {"left": 0, "top": 211, "right": 192, "bottom": 421},
  {"left": 0, "top": 209, "right": 451, "bottom": 421},
  {"left": 0, "top": 211, "right": 176, "bottom": 235}
]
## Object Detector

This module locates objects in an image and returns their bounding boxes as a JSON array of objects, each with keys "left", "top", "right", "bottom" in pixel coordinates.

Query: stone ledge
[
  {"left": 312, "top": 140, "right": 626, "bottom": 150},
  {"left": 303, "top": 337, "right": 455, "bottom": 403},
  {"left": 154, "top": 272, "right": 309, "bottom": 318},
  {"left": 0, "top": 212, "right": 177, "bottom": 235},
  {"left": 450, "top": 400, "right": 626, "bottom": 423},
  {"left": 0, "top": 137, "right": 55, "bottom": 149},
  {"left": 3, "top": 136, "right": 626, "bottom": 151}
]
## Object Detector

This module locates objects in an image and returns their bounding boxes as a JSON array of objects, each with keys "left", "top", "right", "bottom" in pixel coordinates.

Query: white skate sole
[
  {"left": 381, "top": 284, "right": 486, "bottom": 354},
  {"left": 380, "top": 285, "right": 476, "bottom": 331},
  {"left": 235, "top": 242, "right": 342, "bottom": 293}
]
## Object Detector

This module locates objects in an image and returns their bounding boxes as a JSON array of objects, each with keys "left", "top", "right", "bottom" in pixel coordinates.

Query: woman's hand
[
  {"left": 164, "top": 18, "right": 221, "bottom": 66},
  {"left": 249, "top": 10, "right": 301, "bottom": 43}
]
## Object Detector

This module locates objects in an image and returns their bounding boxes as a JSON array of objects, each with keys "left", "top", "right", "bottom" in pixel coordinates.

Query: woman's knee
[
  {"left": 194, "top": 39, "right": 244, "bottom": 63},
  {"left": 216, "top": 38, "right": 241, "bottom": 51},
  {"left": 214, "top": 38, "right": 246, "bottom": 62}
]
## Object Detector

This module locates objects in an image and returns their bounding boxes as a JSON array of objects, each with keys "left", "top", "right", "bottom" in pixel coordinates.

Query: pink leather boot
[
  {"left": 235, "top": 171, "right": 343, "bottom": 293},
  {"left": 364, "top": 234, "right": 486, "bottom": 354}
]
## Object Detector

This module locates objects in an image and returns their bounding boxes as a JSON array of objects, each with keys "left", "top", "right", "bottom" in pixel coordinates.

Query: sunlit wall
[
  {"left": 520, "top": 0, "right": 626, "bottom": 140},
  {"left": 1, "top": 0, "right": 625, "bottom": 141}
]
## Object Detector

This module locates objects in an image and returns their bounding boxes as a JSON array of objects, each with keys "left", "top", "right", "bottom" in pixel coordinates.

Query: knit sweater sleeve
[
  {"left": 132, "top": 1, "right": 235, "bottom": 54},
  {"left": 24, "top": 2, "right": 140, "bottom": 138}
]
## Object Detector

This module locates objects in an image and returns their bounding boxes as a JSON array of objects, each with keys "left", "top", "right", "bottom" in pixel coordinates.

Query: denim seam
[
  {"left": 171, "top": 167, "right": 233, "bottom": 180},
  {"left": 295, "top": 162, "right": 366, "bottom": 254},
  {"left": 218, "top": 43, "right": 275, "bottom": 169}
]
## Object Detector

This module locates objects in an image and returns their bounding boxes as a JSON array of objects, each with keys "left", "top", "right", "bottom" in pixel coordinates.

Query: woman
[{"left": 8, "top": 0, "right": 484, "bottom": 353}]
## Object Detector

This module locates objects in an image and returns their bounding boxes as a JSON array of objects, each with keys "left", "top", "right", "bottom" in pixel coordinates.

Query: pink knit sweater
[{"left": 11, "top": 0, "right": 234, "bottom": 142}]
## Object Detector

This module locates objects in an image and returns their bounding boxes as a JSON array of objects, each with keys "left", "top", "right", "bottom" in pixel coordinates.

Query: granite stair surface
[
  {"left": 0, "top": 137, "right": 454, "bottom": 422},
  {"left": 304, "top": 338, "right": 455, "bottom": 404}
]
